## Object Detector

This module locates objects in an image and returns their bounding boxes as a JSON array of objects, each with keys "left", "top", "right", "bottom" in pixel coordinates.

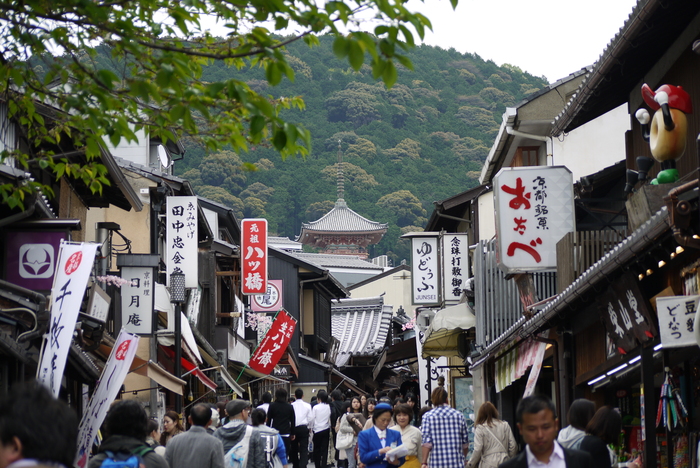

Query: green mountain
[{"left": 172, "top": 35, "right": 547, "bottom": 264}]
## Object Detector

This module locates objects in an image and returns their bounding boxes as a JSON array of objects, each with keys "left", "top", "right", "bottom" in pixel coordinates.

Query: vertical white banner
[
  {"left": 442, "top": 234, "right": 470, "bottom": 302},
  {"left": 75, "top": 329, "right": 140, "bottom": 468},
  {"left": 411, "top": 236, "right": 440, "bottom": 305},
  {"left": 37, "top": 241, "right": 99, "bottom": 397},
  {"left": 657, "top": 295, "right": 700, "bottom": 348},
  {"left": 120, "top": 266, "right": 155, "bottom": 335},
  {"left": 166, "top": 196, "right": 198, "bottom": 289}
]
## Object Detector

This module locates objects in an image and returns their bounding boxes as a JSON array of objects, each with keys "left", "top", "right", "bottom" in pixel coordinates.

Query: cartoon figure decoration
[{"left": 628, "top": 84, "right": 693, "bottom": 190}]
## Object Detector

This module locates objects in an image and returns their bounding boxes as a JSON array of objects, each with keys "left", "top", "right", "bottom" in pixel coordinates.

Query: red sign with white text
[
  {"left": 241, "top": 218, "right": 268, "bottom": 295},
  {"left": 248, "top": 309, "right": 296, "bottom": 374}
]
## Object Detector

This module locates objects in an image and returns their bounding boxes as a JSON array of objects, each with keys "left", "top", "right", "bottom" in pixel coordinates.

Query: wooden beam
[{"left": 216, "top": 271, "right": 240, "bottom": 277}]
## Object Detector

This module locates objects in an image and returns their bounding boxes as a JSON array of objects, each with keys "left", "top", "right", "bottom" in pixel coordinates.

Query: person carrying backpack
[
  {"left": 214, "top": 399, "right": 266, "bottom": 468},
  {"left": 88, "top": 400, "right": 169, "bottom": 468},
  {"left": 251, "top": 408, "right": 288, "bottom": 468}
]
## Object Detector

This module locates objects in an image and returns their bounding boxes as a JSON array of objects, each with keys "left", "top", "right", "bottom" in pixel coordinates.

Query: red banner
[
  {"left": 248, "top": 309, "right": 296, "bottom": 374},
  {"left": 241, "top": 218, "right": 268, "bottom": 295}
]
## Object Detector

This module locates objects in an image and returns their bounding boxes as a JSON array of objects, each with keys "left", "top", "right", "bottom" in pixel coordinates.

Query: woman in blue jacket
[{"left": 358, "top": 403, "right": 404, "bottom": 468}]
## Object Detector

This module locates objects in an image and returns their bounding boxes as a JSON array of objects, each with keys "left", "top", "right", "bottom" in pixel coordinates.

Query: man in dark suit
[{"left": 499, "top": 395, "right": 591, "bottom": 468}]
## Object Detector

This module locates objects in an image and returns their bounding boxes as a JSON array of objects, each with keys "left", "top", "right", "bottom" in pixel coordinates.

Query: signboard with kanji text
[
  {"left": 248, "top": 309, "right": 296, "bottom": 374},
  {"left": 656, "top": 295, "right": 699, "bottom": 348},
  {"left": 494, "top": 166, "right": 575, "bottom": 273},
  {"left": 410, "top": 236, "right": 440, "bottom": 305},
  {"left": 442, "top": 234, "right": 469, "bottom": 302},
  {"left": 120, "top": 266, "right": 155, "bottom": 335},
  {"left": 241, "top": 218, "right": 268, "bottom": 295},
  {"left": 166, "top": 196, "right": 198, "bottom": 289}
]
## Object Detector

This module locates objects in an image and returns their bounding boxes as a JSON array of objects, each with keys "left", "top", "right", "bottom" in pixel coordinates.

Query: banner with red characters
[
  {"left": 248, "top": 309, "right": 296, "bottom": 374},
  {"left": 75, "top": 328, "right": 140, "bottom": 468}
]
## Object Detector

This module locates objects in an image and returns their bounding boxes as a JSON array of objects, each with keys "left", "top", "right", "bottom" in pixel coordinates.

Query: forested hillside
[{"left": 171, "top": 35, "right": 547, "bottom": 264}]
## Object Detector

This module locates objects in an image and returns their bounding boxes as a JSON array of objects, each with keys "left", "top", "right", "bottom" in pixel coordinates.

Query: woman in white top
[
  {"left": 466, "top": 402, "right": 517, "bottom": 468},
  {"left": 312, "top": 390, "right": 332, "bottom": 468},
  {"left": 389, "top": 403, "right": 421, "bottom": 468}
]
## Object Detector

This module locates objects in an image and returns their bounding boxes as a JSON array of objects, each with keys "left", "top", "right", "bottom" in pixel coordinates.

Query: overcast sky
[{"left": 405, "top": 0, "right": 639, "bottom": 82}]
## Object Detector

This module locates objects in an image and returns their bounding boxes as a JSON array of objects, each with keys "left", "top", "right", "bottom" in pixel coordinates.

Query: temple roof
[
  {"left": 331, "top": 295, "right": 393, "bottom": 367},
  {"left": 299, "top": 199, "right": 387, "bottom": 234}
]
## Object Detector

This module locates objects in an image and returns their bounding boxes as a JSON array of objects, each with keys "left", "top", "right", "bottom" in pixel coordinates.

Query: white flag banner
[
  {"left": 36, "top": 241, "right": 99, "bottom": 397},
  {"left": 75, "top": 328, "right": 140, "bottom": 468}
]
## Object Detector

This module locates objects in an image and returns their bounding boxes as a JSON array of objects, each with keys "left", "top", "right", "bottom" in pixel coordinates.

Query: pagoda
[{"left": 297, "top": 142, "right": 387, "bottom": 259}]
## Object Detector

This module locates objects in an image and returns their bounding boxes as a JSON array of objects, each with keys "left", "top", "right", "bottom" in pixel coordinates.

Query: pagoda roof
[{"left": 299, "top": 199, "right": 387, "bottom": 234}]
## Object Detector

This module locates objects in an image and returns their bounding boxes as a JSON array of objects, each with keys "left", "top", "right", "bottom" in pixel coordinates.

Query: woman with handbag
[
  {"left": 337, "top": 397, "right": 366, "bottom": 468},
  {"left": 466, "top": 402, "right": 517, "bottom": 468}
]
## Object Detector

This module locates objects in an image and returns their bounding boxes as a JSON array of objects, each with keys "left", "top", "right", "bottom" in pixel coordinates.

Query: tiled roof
[
  {"left": 331, "top": 296, "right": 393, "bottom": 367},
  {"left": 301, "top": 199, "right": 387, "bottom": 233},
  {"left": 290, "top": 252, "right": 384, "bottom": 270}
]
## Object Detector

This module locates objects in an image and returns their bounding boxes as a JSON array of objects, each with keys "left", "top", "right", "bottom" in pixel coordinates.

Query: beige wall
[
  {"left": 477, "top": 191, "right": 496, "bottom": 241},
  {"left": 84, "top": 172, "right": 155, "bottom": 261},
  {"left": 348, "top": 269, "right": 413, "bottom": 316}
]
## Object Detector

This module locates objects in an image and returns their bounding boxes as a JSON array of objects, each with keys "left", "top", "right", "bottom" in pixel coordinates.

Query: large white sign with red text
[
  {"left": 494, "top": 166, "right": 575, "bottom": 273},
  {"left": 241, "top": 218, "right": 268, "bottom": 295},
  {"left": 75, "top": 329, "right": 140, "bottom": 468},
  {"left": 37, "top": 241, "right": 99, "bottom": 397}
]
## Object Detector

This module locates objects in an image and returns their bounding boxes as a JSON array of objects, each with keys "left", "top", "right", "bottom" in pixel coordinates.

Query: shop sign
[
  {"left": 252, "top": 280, "right": 282, "bottom": 312},
  {"left": 273, "top": 365, "right": 292, "bottom": 378},
  {"left": 166, "top": 196, "right": 198, "bottom": 288},
  {"left": 656, "top": 295, "right": 700, "bottom": 348},
  {"left": 442, "top": 234, "right": 469, "bottom": 302},
  {"left": 410, "top": 236, "right": 440, "bottom": 305},
  {"left": 75, "top": 329, "right": 140, "bottom": 468},
  {"left": 120, "top": 266, "right": 155, "bottom": 335},
  {"left": 37, "top": 241, "right": 99, "bottom": 397},
  {"left": 597, "top": 272, "right": 657, "bottom": 354},
  {"left": 494, "top": 166, "right": 575, "bottom": 273},
  {"left": 5, "top": 230, "right": 66, "bottom": 290},
  {"left": 248, "top": 308, "right": 296, "bottom": 374},
  {"left": 241, "top": 218, "right": 268, "bottom": 295}
]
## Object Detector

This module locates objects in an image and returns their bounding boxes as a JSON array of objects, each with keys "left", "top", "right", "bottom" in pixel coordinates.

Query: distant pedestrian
[
  {"left": 390, "top": 403, "right": 421, "bottom": 468},
  {"left": 362, "top": 399, "right": 377, "bottom": 430},
  {"left": 310, "top": 390, "right": 332, "bottom": 468},
  {"left": 160, "top": 410, "right": 184, "bottom": 447},
  {"left": 579, "top": 406, "right": 621, "bottom": 468},
  {"left": 165, "top": 403, "right": 224, "bottom": 468},
  {"left": 89, "top": 399, "right": 168, "bottom": 468},
  {"left": 267, "top": 388, "right": 296, "bottom": 455},
  {"left": 213, "top": 399, "right": 266, "bottom": 468},
  {"left": 558, "top": 399, "right": 596, "bottom": 450},
  {"left": 252, "top": 408, "right": 288, "bottom": 468},
  {"left": 259, "top": 393, "right": 273, "bottom": 414},
  {"left": 420, "top": 387, "right": 468, "bottom": 468},
  {"left": 146, "top": 419, "right": 167, "bottom": 456},
  {"left": 291, "top": 388, "right": 314, "bottom": 468},
  {"left": 499, "top": 395, "right": 591, "bottom": 468},
  {"left": 357, "top": 403, "right": 403, "bottom": 468},
  {"left": 467, "top": 402, "right": 517, "bottom": 468}
]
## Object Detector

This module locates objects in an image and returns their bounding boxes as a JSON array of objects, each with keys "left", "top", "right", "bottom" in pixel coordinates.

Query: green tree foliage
[
  {"left": 376, "top": 190, "right": 427, "bottom": 227},
  {"left": 384, "top": 138, "right": 421, "bottom": 161},
  {"left": 197, "top": 186, "right": 244, "bottom": 218},
  {"left": 240, "top": 182, "right": 275, "bottom": 202},
  {"left": 305, "top": 201, "right": 335, "bottom": 220},
  {"left": 171, "top": 38, "right": 547, "bottom": 262},
  {"left": 0, "top": 0, "right": 440, "bottom": 208},
  {"left": 199, "top": 151, "right": 248, "bottom": 194}
]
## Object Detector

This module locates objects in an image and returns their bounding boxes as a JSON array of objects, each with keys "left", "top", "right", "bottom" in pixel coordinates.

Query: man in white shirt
[
  {"left": 291, "top": 389, "right": 314, "bottom": 468},
  {"left": 310, "top": 390, "right": 331, "bottom": 468},
  {"left": 498, "top": 395, "right": 591, "bottom": 468}
]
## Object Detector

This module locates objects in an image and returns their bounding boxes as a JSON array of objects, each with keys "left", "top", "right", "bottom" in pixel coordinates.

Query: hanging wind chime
[{"left": 656, "top": 367, "right": 688, "bottom": 429}]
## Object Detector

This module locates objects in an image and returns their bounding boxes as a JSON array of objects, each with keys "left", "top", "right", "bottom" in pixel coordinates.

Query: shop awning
[
  {"left": 98, "top": 342, "right": 185, "bottom": 395},
  {"left": 331, "top": 368, "right": 365, "bottom": 395},
  {"left": 198, "top": 345, "right": 246, "bottom": 395},
  {"left": 422, "top": 302, "right": 476, "bottom": 358},
  {"left": 132, "top": 360, "right": 186, "bottom": 395},
  {"left": 161, "top": 346, "right": 218, "bottom": 391}
]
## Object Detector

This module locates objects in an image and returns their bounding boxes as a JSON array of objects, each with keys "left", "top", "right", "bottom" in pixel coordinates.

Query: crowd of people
[{"left": 0, "top": 380, "right": 639, "bottom": 468}]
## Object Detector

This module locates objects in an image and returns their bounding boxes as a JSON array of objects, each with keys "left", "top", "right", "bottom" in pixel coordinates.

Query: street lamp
[{"left": 170, "top": 271, "right": 186, "bottom": 415}]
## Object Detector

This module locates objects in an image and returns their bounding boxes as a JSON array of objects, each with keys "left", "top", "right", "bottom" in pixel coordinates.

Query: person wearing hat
[
  {"left": 213, "top": 399, "right": 266, "bottom": 468},
  {"left": 357, "top": 403, "right": 404, "bottom": 468}
]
